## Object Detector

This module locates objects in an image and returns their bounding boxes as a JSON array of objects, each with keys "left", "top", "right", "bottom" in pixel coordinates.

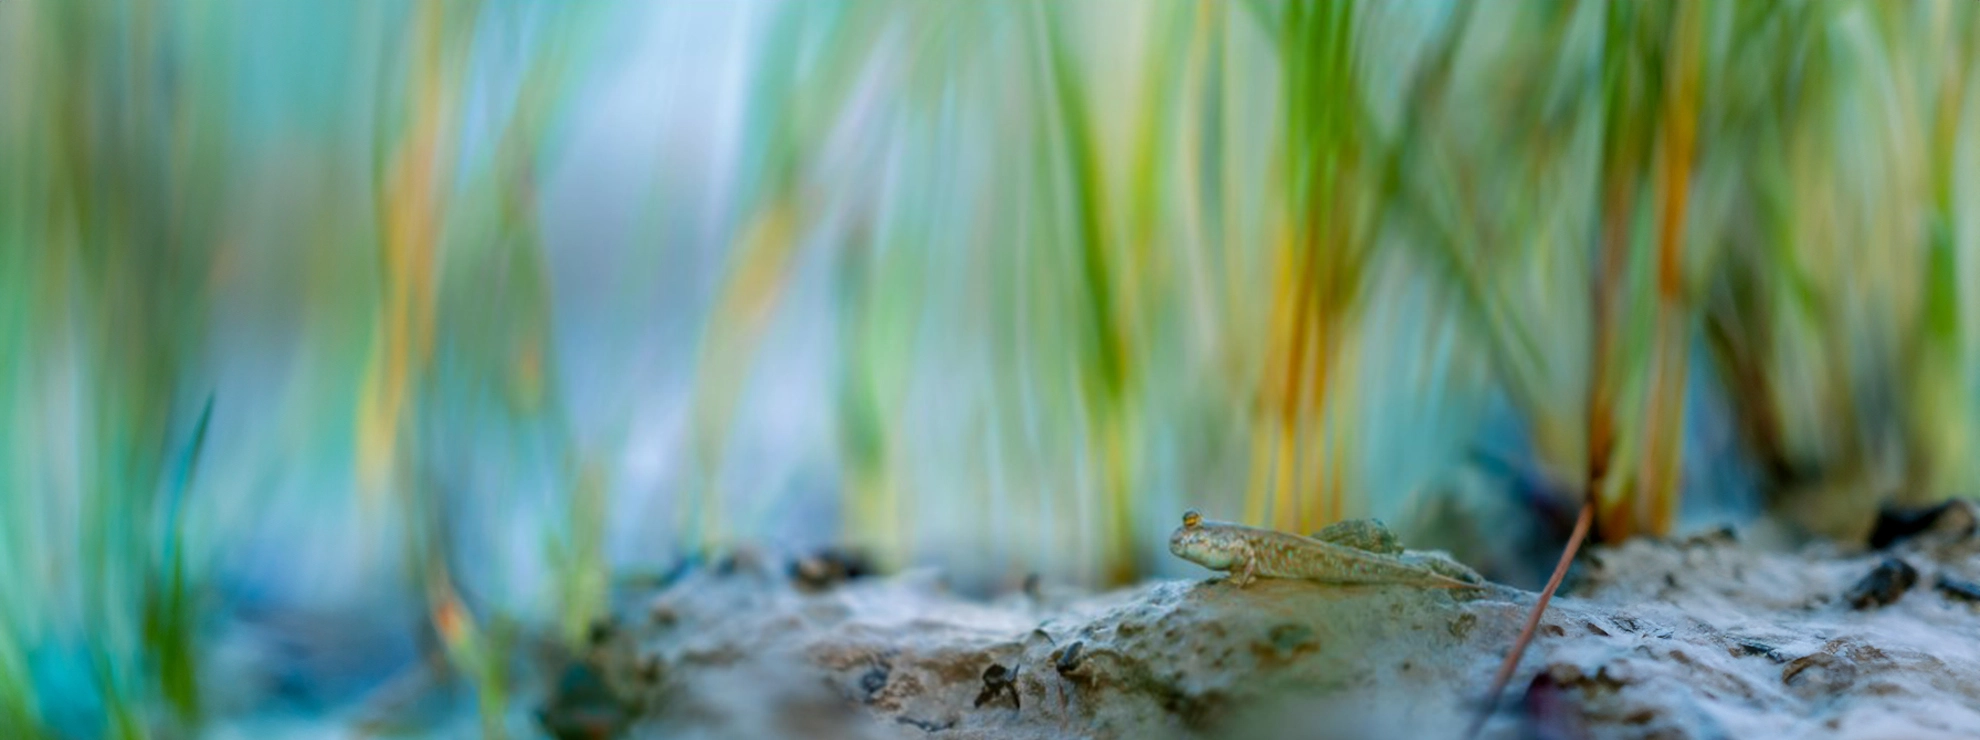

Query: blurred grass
[{"left": 7, "top": 0, "right": 1980, "bottom": 733}]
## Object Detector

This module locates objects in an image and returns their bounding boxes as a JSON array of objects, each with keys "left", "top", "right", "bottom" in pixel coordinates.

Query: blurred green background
[{"left": 6, "top": 0, "right": 1980, "bottom": 735}]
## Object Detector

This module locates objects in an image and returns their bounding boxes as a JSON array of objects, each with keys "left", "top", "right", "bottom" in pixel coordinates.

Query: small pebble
[
  {"left": 1934, "top": 573, "right": 1980, "bottom": 604},
  {"left": 975, "top": 663, "right": 1020, "bottom": 710},
  {"left": 859, "top": 666, "right": 889, "bottom": 699},
  {"left": 1054, "top": 642, "right": 1085, "bottom": 676},
  {"left": 1680, "top": 525, "right": 1738, "bottom": 548},
  {"left": 1782, "top": 653, "right": 1857, "bottom": 697},
  {"left": 790, "top": 547, "right": 877, "bottom": 591},
  {"left": 1730, "top": 638, "right": 1782, "bottom": 662},
  {"left": 1845, "top": 558, "right": 1918, "bottom": 609},
  {"left": 1869, "top": 500, "right": 1976, "bottom": 549}
]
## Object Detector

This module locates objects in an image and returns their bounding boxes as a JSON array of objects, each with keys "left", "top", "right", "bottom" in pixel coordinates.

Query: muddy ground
[{"left": 508, "top": 521, "right": 1980, "bottom": 740}]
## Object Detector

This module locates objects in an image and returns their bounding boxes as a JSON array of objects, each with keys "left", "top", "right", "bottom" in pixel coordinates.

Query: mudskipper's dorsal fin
[{"left": 1309, "top": 518, "right": 1403, "bottom": 554}]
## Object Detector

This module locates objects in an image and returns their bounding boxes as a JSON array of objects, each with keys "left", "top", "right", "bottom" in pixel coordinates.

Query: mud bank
[{"left": 536, "top": 529, "right": 1980, "bottom": 739}]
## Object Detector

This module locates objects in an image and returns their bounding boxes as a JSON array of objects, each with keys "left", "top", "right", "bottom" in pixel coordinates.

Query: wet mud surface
[{"left": 533, "top": 528, "right": 1980, "bottom": 739}]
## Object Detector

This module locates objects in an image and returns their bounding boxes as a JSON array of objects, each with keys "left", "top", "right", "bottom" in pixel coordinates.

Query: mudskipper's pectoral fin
[
  {"left": 1404, "top": 552, "right": 1485, "bottom": 585},
  {"left": 1310, "top": 519, "right": 1403, "bottom": 555},
  {"left": 1228, "top": 554, "right": 1256, "bottom": 588}
]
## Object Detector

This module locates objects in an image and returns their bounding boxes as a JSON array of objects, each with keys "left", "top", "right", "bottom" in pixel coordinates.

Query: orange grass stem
[{"left": 1466, "top": 499, "right": 1594, "bottom": 739}]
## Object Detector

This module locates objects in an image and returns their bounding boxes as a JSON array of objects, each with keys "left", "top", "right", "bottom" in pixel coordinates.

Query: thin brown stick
[{"left": 1465, "top": 500, "right": 1594, "bottom": 739}]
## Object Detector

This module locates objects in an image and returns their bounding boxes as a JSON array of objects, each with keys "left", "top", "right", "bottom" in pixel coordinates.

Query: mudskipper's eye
[{"left": 1182, "top": 510, "right": 1201, "bottom": 529}]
